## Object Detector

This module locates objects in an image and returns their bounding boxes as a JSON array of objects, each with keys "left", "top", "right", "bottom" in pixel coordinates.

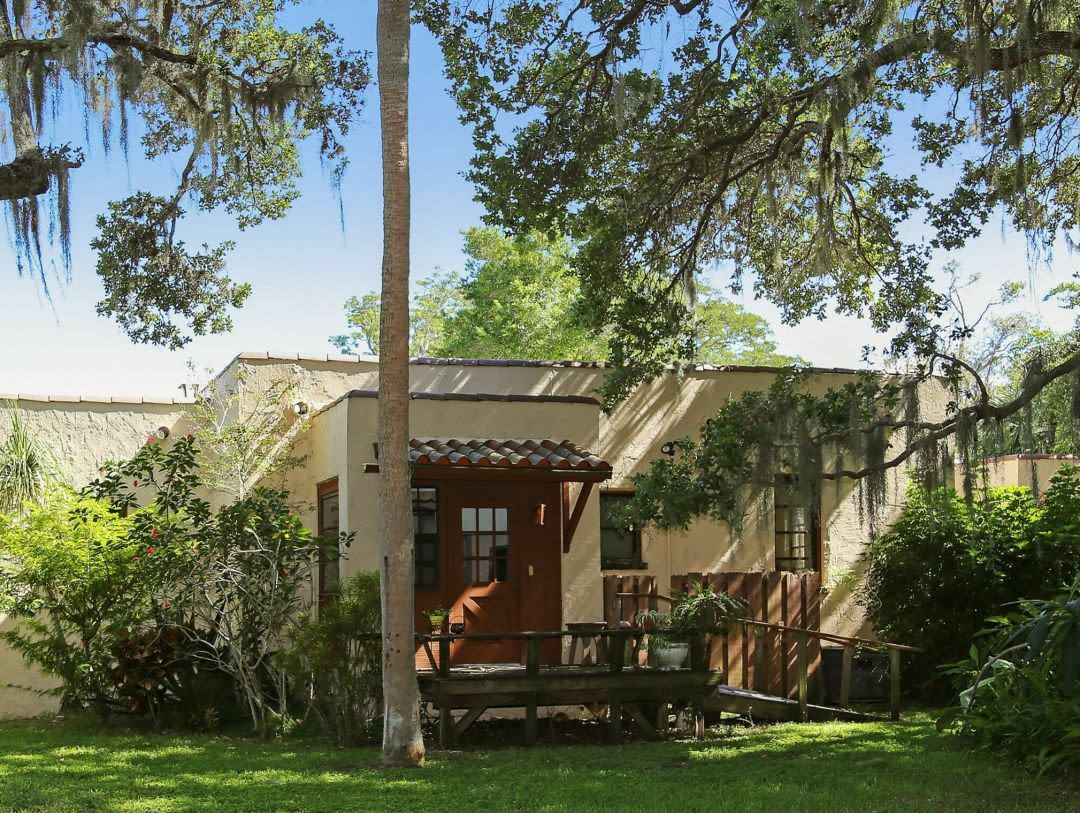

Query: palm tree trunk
[{"left": 376, "top": 0, "right": 424, "bottom": 767}]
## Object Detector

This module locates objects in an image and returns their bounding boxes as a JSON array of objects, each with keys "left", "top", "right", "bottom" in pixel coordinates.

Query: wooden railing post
[
  {"left": 525, "top": 637, "right": 540, "bottom": 746},
  {"left": 608, "top": 629, "right": 626, "bottom": 673},
  {"left": 889, "top": 648, "right": 901, "bottom": 721},
  {"left": 753, "top": 624, "right": 766, "bottom": 692},
  {"left": 797, "top": 629, "right": 809, "bottom": 723},
  {"left": 438, "top": 635, "right": 451, "bottom": 677},
  {"left": 840, "top": 645, "right": 853, "bottom": 708}
]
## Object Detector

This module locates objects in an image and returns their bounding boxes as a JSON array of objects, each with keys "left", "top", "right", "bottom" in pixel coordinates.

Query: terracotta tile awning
[{"left": 409, "top": 438, "right": 611, "bottom": 474}]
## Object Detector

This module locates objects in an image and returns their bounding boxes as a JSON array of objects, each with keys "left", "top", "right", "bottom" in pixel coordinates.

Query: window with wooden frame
[
  {"left": 413, "top": 487, "right": 440, "bottom": 589},
  {"left": 774, "top": 475, "right": 820, "bottom": 572},
  {"left": 460, "top": 506, "right": 510, "bottom": 584},
  {"left": 317, "top": 479, "right": 341, "bottom": 600},
  {"left": 600, "top": 492, "right": 644, "bottom": 569}
]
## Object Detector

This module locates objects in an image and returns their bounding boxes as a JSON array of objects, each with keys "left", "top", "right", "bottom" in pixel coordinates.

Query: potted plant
[
  {"left": 423, "top": 607, "right": 450, "bottom": 634},
  {"left": 668, "top": 583, "right": 747, "bottom": 636},
  {"left": 635, "top": 585, "right": 747, "bottom": 669},
  {"left": 634, "top": 607, "right": 690, "bottom": 669}
]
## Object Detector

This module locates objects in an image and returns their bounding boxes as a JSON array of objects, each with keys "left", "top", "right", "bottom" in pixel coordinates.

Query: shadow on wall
[{"left": 0, "top": 615, "right": 59, "bottom": 719}]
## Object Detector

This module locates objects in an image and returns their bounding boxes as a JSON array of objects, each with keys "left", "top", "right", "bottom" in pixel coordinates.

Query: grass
[{"left": 0, "top": 714, "right": 1075, "bottom": 813}]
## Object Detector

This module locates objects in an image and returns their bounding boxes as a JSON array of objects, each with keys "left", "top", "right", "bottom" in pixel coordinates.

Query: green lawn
[{"left": 0, "top": 715, "right": 1075, "bottom": 813}]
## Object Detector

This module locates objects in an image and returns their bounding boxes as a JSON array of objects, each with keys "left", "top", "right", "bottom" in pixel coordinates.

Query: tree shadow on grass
[{"left": 0, "top": 719, "right": 1074, "bottom": 813}]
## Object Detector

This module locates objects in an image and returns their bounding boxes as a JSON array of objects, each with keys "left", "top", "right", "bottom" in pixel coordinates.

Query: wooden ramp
[{"left": 707, "top": 684, "right": 872, "bottom": 723}]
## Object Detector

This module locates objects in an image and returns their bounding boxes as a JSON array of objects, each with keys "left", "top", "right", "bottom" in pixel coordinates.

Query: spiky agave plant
[{"left": 0, "top": 404, "right": 56, "bottom": 514}]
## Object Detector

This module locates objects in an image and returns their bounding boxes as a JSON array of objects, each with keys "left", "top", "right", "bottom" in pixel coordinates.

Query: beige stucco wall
[
  {"left": 329, "top": 395, "right": 604, "bottom": 624},
  {"left": 0, "top": 352, "right": 950, "bottom": 717},
  {"left": 234, "top": 355, "right": 948, "bottom": 638},
  {"left": 966, "top": 455, "right": 1080, "bottom": 494},
  {"left": 0, "top": 397, "right": 192, "bottom": 487},
  {"left": 0, "top": 397, "right": 192, "bottom": 718}
]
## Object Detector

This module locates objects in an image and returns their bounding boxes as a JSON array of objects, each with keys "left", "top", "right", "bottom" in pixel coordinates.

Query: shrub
[
  {"left": 0, "top": 435, "right": 327, "bottom": 733},
  {"left": 861, "top": 469, "right": 1080, "bottom": 692},
  {"left": 281, "top": 572, "right": 382, "bottom": 745},
  {"left": 0, "top": 492, "right": 171, "bottom": 716},
  {"left": 83, "top": 435, "right": 324, "bottom": 735},
  {"left": 939, "top": 575, "right": 1080, "bottom": 776}
]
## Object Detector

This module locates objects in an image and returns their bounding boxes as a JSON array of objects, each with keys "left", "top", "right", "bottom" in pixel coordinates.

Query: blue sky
[{"left": 0, "top": 2, "right": 1075, "bottom": 396}]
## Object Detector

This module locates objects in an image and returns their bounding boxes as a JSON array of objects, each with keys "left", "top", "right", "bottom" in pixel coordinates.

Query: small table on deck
[{"left": 565, "top": 622, "right": 608, "bottom": 665}]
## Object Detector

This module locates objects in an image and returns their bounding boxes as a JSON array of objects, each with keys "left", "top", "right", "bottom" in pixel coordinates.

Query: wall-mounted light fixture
[
  {"left": 660, "top": 441, "right": 677, "bottom": 456},
  {"left": 155, "top": 426, "right": 171, "bottom": 440},
  {"left": 292, "top": 401, "right": 309, "bottom": 416},
  {"left": 533, "top": 502, "right": 546, "bottom": 526}
]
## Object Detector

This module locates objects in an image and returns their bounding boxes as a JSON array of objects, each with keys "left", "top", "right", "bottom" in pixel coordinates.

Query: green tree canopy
[
  {"left": 417, "top": 0, "right": 1080, "bottom": 526},
  {"left": 423, "top": 0, "right": 1080, "bottom": 396},
  {"left": 332, "top": 227, "right": 800, "bottom": 365},
  {"left": 1, "top": 1, "right": 368, "bottom": 348}
]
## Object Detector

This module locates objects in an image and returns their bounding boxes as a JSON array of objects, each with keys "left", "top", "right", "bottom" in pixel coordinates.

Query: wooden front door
[{"left": 414, "top": 479, "right": 563, "bottom": 665}]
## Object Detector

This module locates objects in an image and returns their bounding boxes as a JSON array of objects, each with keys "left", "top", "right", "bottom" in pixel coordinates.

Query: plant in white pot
[{"left": 635, "top": 585, "right": 748, "bottom": 669}]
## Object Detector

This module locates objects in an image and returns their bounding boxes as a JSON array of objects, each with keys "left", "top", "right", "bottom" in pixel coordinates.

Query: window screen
[{"left": 600, "top": 493, "right": 643, "bottom": 569}]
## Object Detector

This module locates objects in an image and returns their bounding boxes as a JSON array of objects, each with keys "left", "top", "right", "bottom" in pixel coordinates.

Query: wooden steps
[{"left": 707, "top": 685, "right": 873, "bottom": 723}]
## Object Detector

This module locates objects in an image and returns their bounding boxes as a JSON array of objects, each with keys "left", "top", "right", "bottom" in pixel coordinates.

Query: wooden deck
[
  {"left": 417, "top": 629, "right": 723, "bottom": 746},
  {"left": 412, "top": 619, "right": 920, "bottom": 747}
]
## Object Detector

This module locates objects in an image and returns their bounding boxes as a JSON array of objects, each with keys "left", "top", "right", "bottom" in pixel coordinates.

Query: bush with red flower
[{"left": 1, "top": 434, "right": 326, "bottom": 733}]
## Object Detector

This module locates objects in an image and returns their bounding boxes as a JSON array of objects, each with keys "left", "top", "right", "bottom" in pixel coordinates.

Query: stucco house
[{"left": 0, "top": 352, "right": 947, "bottom": 716}]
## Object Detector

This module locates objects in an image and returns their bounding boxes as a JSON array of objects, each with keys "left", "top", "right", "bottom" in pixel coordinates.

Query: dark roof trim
[
  {"left": 229, "top": 351, "right": 874, "bottom": 376},
  {"left": 341, "top": 389, "right": 600, "bottom": 405},
  {"left": 981, "top": 454, "right": 1080, "bottom": 462},
  {"left": 312, "top": 388, "right": 602, "bottom": 421}
]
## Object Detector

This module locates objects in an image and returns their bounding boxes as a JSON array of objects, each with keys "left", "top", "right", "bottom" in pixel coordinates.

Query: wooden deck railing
[
  {"left": 414, "top": 626, "right": 713, "bottom": 677},
  {"left": 615, "top": 591, "right": 924, "bottom": 721}
]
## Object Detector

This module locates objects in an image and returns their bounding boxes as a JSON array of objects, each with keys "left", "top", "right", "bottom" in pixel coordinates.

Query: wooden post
[
  {"left": 753, "top": 625, "right": 766, "bottom": 692},
  {"left": 438, "top": 636, "right": 451, "bottom": 677},
  {"left": 839, "top": 645, "right": 853, "bottom": 708},
  {"left": 525, "top": 637, "right": 540, "bottom": 745},
  {"left": 797, "top": 630, "right": 809, "bottom": 723},
  {"left": 656, "top": 703, "right": 669, "bottom": 737},
  {"left": 438, "top": 696, "right": 453, "bottom": 747},
  {"left": 609, "top": 699, "right": 622, "bottom": 743},
  {"left": 889, "top": 648, "right": 901, "bottom": 721},
  {"left": 525, "top": 702, "right": 538, "bottom": 746},
  {"left": 609, "top": 629, "right": 626, "bottom": 673},
  {"left": 526, "top": 638, "right": 540, "bottom": 677},
  {"left": 437, "top": 636, "right": 452, "bottom": 747}
]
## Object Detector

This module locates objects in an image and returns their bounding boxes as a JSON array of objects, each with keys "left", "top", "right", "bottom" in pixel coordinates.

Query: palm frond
[{"left": 0, "top": 403, "right": 57, "bottom": 514}]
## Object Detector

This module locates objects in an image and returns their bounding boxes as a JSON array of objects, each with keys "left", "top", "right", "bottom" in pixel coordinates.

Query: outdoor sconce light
[
  {"left": 292, "top": 401, "right": 309, "bottom": 416},
  {"left": 155, "top": 426, "right": 171, "bottom": 440},
  {"left": 660, "top": 441, "right": 677, "bottom": 456},
  {"left": 534, "top": 502, "right": 546, "bottom": 526}
]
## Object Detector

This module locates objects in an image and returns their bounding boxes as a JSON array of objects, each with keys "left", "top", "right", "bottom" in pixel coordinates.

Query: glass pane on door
[{"left": 460, "top": 507, "right": 510, "bottom": 584}]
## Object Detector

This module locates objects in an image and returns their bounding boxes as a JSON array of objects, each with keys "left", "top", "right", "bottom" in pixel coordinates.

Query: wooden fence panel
[
  {"left": 603, "top": 573, "right": 657, "bottom": 627},
  {"left": 804, "top": 571, "right": 822, "bottom": 701},
  {"left": 764, "top": 573, "right": 784, "bottom": 696},
  {"left": 660, "top": 571, "right": 822, "bottom": 697}
]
